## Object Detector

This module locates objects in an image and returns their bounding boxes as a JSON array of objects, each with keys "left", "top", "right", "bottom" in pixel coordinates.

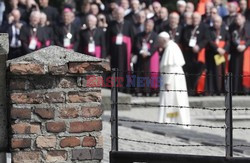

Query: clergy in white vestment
[{"left": 158, "top": 32, "right": 191, "bottom": 129}]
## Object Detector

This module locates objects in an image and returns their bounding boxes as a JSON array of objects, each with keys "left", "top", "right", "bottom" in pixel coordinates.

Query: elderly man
[
  {"left": 182, "top": 12, "right": 209, "bottom": 95},
  {"left": 20, "top": 11, "right": 46, "bottom": 54},
  {"left": 78, "top": 14, "right": 106, "bottom": 58},
  {"left": 151, "top": 1, "right": 161, "bottom": 22},
  {"left": 107, "top": 7, "right": 135, "bottom": 92},
  {"left": 39, "top": 0, "right": 59, "bottom": 25},
  {"left": 133, "top": 19, "right": 159, "bottom": 95},
  {"left": 154, "top": 7, "right": 168, "bottom": 33},
  {"left": 125, "top": 0, "right": 140, "bottom": 25},
  {"left": 223, "top": 2, "right": 238, "bottom": 28},
  {"left": 186, "top": 2, "right": 195, "bottom": 13},
  {"left": 7, "top": 9, "right": 25, "bottom": 59},
  {"left": 158, "top": 31, "right": 190, "bottom": 127},
  {"left": 165, "top": 12, "right": 183, "bottom": 44},
  {"left": 229, "top": 13, "right": 250, "bottom": 93},
  {"left": 177, "top": 0, "right": 186, "bottom": 24},
  {"left": 239, "top": 0, "right": 250, "bottom": 21},
  {"left": 206, "top": 15, "right": 230, "bottom": 95},
  {"left": 54, "top": 8, "right": 79, "bottom": 50},
  {"left": 134, "top": 10, "right": 146, "bottom": 34}
]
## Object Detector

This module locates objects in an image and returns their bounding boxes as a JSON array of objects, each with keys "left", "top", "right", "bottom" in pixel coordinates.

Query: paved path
[{"left": 101, "top": 110, "right": 248, "bottom": 163}]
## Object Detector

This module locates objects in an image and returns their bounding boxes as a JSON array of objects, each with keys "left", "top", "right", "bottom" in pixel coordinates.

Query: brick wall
[{"left": 7, "top": 46, "right": 109, "bottom": 163}]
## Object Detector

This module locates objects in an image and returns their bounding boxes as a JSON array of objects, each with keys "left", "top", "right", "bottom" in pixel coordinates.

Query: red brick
[
  {"left": 36, "top": 136, "right": 56, "bottom": 148},
  {"left": 68, "top": 62, "right": 90, "bottom": 73},
  {"left": 46, "top": 150, "right": 67, "bottom": 162},
  {"left": 34, "top": 108, "right": 54, "bottom": 119},
  {"left": 81, "top": 107, "right": 103, "bottom": 118},
  {"left": 45, "top": 92, "right": 65, "bottom": 103},
  {"left": 69, "top": 121, "right": 102, "bottom": 133},
  {"left": 60, "top": 137, "right": 80, "bottom": 148},
  {"left": 58, "top": 77, "right": 76, "bottom": 88},
  {"left": 59, "top": 107, "right": 79, "bottom": 118},
  {"left": 10, "top": 93, "right": 44, "bottom": 104},
  {"left": 82, "top": 136, "right": 96, "bottom": 147},
  {"left": 46, "top": 122, "right": 66, "bottom": 133},
  {"left": 68, "top": 91, "right": 101, "bottom": 103},
  {"left": 11, "top": 108, "right": 31, "bottom": 119},
  {"left": 11, "top": 138, "right": 31, "bottom": 149},
  {"left": 49, "top": 64, "right": 68, "bottom": 75},
  {"left": 9, "top": 79, "right": 29, "bottom": 90},
  {"left": 10, "top": 62, "right": 46, "bottom": 75},
  {"left": 13, "top": 151, "right": 41, "bottom": 163},
  {"left": 12, "top": 123, "right": 40, "bottom": 134}
]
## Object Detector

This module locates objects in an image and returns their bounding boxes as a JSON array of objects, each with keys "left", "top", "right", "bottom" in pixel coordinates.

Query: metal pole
[
  {"left": 225, "top": 72, "right": 233, "bottom": 157},
  {"left": 111, "top": 68, "right": 118, "bottom": 151}
]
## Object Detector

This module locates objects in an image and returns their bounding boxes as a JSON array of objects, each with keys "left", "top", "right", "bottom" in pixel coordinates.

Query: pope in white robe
[{"left": 158, "top": 32, "right": 191, "bottom": 129}]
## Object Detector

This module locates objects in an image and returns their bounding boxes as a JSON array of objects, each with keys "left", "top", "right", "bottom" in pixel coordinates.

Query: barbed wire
[
  {"left": 115, "top": 103, "right": 227, "bottom": 111},
  {"left": 118, "top": 119, "right": 250, "bottom": 130},
  {"left": 116, "top": 137, "right": 250, "bottom": 148},
  {"left": 116, "top": 137, "right": 226, "bottom": 147},
  {"left": 117, "top": 119, "right": 226, "bottom": 129}
]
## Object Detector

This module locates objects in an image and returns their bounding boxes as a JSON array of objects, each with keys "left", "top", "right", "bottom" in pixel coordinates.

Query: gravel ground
[{"left": 101, "top": 106, "right": 249, "bottom": 163}]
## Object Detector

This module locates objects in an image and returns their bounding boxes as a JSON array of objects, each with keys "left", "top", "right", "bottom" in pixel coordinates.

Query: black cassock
[
  {"left": 78, "top": 27, "right": 106, "bottom": 58},
  {"left": 181, "top": 23, "right": 209, "bottom": 94},
  {"left": 154, "top": 19, "right": 168, "bottom": 33},
  {"left": 206, "top": 25, "right": 230, "bottom": 94},
  {"left": 229, "top": 22, "right": 250, "bottom": 93},
  {"left": 40, "top": 6, "right": 59, "bottom": 25},
  {"left": 164, "top": 24, "right": 183, "bottom": 45},
  {"left": 132, "top": 31, "right": 159, "bottom": 94},
  {"left": 125, "top": 11, "right": 137, "bottom": 25},
  {"left": 20, "top": 25, "right": 47, "bottom": 55},
  {"left": 54, "top": 23, "right": 79, "bottom": 51},
  {"left": 107, "top": 20, "right": 135, "bottom": 91}
]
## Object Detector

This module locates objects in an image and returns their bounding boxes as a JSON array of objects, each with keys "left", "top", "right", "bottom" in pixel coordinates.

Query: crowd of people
[{"left": 1, "top": 0, "right": 250, "bottom": 96}]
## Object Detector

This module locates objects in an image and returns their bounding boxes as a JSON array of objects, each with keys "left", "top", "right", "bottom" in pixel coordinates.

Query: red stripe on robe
[
  {"left": 29, "top": 37, "right": 42, "bottom": 50},
  {"left": 196, "top": 48, "right": 206, "bottom": 94},
  {"left": 112, "top": 36, "right": 132, "bottom": 72},
  {"left": 148, "top": 43, "right": 159, "bottom": 89},
  {"left": 241, "top": 40, "right": 250, "bottom": 88},
  {"left": 84, "top": 46, "right": 102, "bottom": 58}
]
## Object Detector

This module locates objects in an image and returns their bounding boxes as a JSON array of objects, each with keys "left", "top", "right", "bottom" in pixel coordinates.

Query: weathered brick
[
  {"left": 10, "top": 62, "right": 46, "bottom": 75},
  {"left": 46, "top": 122, "right": 66, "bottom": 133},
  {"left": 68, "top": 91, "right": 101, "bottom": 103},
  {"left": 46, "top": 150, "right": 67, "bottom": 162},
  {"left": 59, "top": 107, "right": 79, "bottom": 118},
  {"left": 72, "top": 148, "right": 103, "bottom": 160},
  {"left": 11, "top": 138, "right": 31, "bottom": 149},
  {"left": 68, "top": 62, "right": 90, "bottom": 73},
  {"left": 34, "top": 108, "right": 54, "bottom": 119},
  {"left": 69, "top": 121, "right": 102, "bottom": 133},
  {"left": 60, "top": 137, "right": 80, "bottom": 148},
  {"left": 96, "top": 135, "right": 103, "bottom": 148},
  {"left": 11, "top": 108, "right": 31, "bottom": 119},
  {"left": 58, "top": 77, "right": 76, "bottom": 88},
  {"left": 36, "top": 136, "right": 56, "bottom": 148},
  {"left": 9, "top": 79, "right": 29, "bottom": 90},
  {"left": 82, "top": 136, "right": 96, "bottom": 147},
  {"left": 10, "top": 93, "right": 44, "bottom": 104},
  {"left": 12, "top": 123, "right": 40, "bottom": 134},
  {"left": 13, "top": 151, "right": 41, "bottom": 163},
  {"left": 45, "top": 92, "right": 65, "bottom": 103},
  {"left": 49, "top": 64, "right": 68, "bottom": 75},
  {"left": 81, "top": 107, "right": 103, "bottom": 118}
]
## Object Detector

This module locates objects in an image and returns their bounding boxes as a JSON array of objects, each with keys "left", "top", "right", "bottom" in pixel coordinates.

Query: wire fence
[{"left": 109, "top": 69, "right": 250, "bottom": 162}]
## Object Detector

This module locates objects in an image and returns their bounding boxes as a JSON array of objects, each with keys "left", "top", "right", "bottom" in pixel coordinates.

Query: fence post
[
  {"left": 225, "top": 72, "right": 233, "bottom": 158},
  {"left": 111, "top": 68, "right": 118, "bottom": 151}
]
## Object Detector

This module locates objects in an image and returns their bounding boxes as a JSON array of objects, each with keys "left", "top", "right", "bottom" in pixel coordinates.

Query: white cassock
[{"left": 158, "top": 40, "right": 191, "bottom": 129}]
